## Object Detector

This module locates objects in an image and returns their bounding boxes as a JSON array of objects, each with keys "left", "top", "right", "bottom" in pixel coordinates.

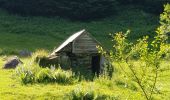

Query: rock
[
  {"left": 19, "top": 50, "right": 32, "bottom": 57},
  {"left": 3, "top": 56, "right": 23, "bottom": 69}
]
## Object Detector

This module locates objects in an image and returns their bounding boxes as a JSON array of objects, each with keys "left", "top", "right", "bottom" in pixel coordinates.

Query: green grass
[
  {"left": 0, "top": 57, "right": 170, "bottom": 99},
  {"left": 0, "top": 5, "right": 159, "bottom": 53},
  {"left": 0, "top": 4, "right": 168, "bottom": 100}
]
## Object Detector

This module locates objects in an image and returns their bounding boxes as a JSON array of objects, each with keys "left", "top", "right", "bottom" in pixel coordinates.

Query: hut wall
[
  {"left": 70, "top": 54, "right": 91, "bottom": 69},
  {"left": 73, "top": 33, "right": 98, "bottom": 54}
]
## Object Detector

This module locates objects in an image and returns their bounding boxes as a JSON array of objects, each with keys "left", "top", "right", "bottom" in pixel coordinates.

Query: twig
[
  {"left": 128, "top": 64, "right": 149, "bottom": 100},
  {"left": 149, "top": 65, "right": 158, "bottom": 100}
]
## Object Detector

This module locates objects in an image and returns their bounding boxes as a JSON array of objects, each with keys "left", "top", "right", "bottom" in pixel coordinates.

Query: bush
[
  {"left": 16, "top": 62, "right": 75, "bottom": 84},
  {"left": 53, "top": 68, "right": 73, "bottom": 84},
  {"left": 67, "top": 85, "right": 117, "bottom": 100},
  {"left": 32, "top": 49, "right": 60, "bottom": 68},
  {"left": 32, "top": 49, "right": 49, "bottom": 62},
  {"left": 36, "top": 67, "right": 74, "bottom": 84},
  {"left": 1, "top": 0, "right": 117, "bottom": 20},
  {"left": 36, "top": 68, "right": 54, "bottom": 83},
  {"left": 97, "top": 4, "right": 170, "bottom": 99},
  {"left": 16, "top": 66, "right": 35, "bottom": 84},
  {"left": 70, "top": 88, "right": 96, "bottom": 100}
]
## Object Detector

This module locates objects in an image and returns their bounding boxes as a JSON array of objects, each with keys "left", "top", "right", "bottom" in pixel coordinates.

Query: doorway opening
[{"left": 91, "top": 55, "right": 100, "bottom": 75}]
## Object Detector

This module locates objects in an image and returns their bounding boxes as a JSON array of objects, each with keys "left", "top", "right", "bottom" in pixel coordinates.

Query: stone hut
[{"left": 49, "top": 29, "right": 105, "bottom": 74}]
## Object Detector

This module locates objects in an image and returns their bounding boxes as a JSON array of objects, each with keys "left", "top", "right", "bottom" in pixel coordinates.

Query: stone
[
  {"left": 3, "top": 56, "right": 23, "bottom": 69},
  {"left": 19, "top": 50, "right": 32, "bottom": 57}
]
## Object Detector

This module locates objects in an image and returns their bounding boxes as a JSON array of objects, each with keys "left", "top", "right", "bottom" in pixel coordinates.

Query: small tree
[{"left": 98, "top": 4, "right": 170, "bottom": 100}]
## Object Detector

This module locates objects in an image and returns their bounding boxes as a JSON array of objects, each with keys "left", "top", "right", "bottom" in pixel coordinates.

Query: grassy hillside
[{"left": 0, "top": 5, "right": 159, "bottom": 54}]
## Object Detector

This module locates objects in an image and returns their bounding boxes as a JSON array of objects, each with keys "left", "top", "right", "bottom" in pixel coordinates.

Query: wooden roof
[{"left": 50, "top": 29, "right": 86, "bottom": 55}]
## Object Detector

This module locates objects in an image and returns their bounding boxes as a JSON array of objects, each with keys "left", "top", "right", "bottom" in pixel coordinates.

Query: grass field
[
  {"left": 0, "top": 5, "right": 159, "bottom": 54},
  {"left": 0, "top": 4, "right": 170, "bottom": 100},
  {"left": 0, "top": 57, "right": 170, "bottom": 100}
]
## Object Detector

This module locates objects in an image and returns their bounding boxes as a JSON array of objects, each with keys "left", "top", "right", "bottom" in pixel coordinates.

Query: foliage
[
  {"left": 16, "top": 66, "right": 35, "bottom": 84},
  {"left": 36, "top": 68, "right": 54, "bottom": 83},
  {"left": 0, "top": 5, "right": 159, "bottom": 52},
  {"left": 0, "top": 0, "right": 117, "bottom": 20},
  {"left": 118, "top": 0, "right": 168, "bottom": 14},
  {"left": 0, "top": 3, "right": 170, "bottom": 100},
  {"left": 0, "top": 0, "right": 168, "bottom": 20},
  {"left": 32, "top": 49, "right": 55, "bottom": 68},
  {"left": 0, "top": 48, "right": 19, "bottom": 55},
  {"left": 32, "top": 49, "right": 49, "bottom": 62},
  {"left": 67, "top": 85, "right": 118, "bottom": 100},
  {"left": 98, "top": 4, "right": 170, "bottom": 100},
  {"left": 16, "top": 62, "right": 75, "bottom": 84}
]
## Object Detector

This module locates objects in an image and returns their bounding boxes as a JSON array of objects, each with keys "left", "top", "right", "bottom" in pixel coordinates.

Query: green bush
[
  {"left": 97, "top": 4, "right": 170, "bottom": 99},
  {"left": 16, "top": 62, "right": 75, "bottom": 84},
  {"left": 1, "top": 0, "right": 117, "bottom": 20},
  {"left": 16, "top": 66, "right": 35, "bottom": 84},
  {"left": 68, "top": 86, "right": 117, "bottom": 100},
  {"left": 70, "top": 89, "right": 96, "bottom": 100},
  {"left": 36, "top": 68, "right": 54, "bottom": 83},
  {"left": 54, "top": 68, "right": 73, "bottom": 84},
  {"left": 32, "top": 49, "right": 49, "bottom": 62},
  {"left": 36, "top": 67, "right": 74, "bottom": 84}
]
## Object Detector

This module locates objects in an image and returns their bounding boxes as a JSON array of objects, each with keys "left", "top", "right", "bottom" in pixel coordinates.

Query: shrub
[
  {"left": 97, "top": 4, "right": 170, "bottom": 99},
  {"left": 36, "top": 67, "right": 74, "bottom": 84},
  {"left": 16, "top": 66, "right": 35, "bottom": 84},
  {"left": 32, "top": 49, "right": 60, "bottom": 68},
  {"left": 53, "top": 68, "right": 73, "bottom": 84},
  {"left": 71, "top": 89, "right": 96, "bottom": 100},
  {"left": 67, "top": 85, "right": 118, "bottom": 100},
  {"left": 32, "top": 49, "right": 49, "bottom": 62},
  {"left": 16, "top": 61, "right": 75, "bottom": 84},
  {"left": 36, "top": 68, "right": 54, "bottom": 83}
]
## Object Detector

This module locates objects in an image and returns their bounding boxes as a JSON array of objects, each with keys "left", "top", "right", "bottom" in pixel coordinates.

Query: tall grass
[
  {"left": 16, "top": 62, "right": 75, "bottom": 84},
  {"left": 67, "top": 84, "right": 119, "bottom": 100}
]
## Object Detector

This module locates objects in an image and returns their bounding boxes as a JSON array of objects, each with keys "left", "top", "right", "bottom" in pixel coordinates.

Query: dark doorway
[{"left": 91, "top": 55, "right": 100, "bottom": 75}]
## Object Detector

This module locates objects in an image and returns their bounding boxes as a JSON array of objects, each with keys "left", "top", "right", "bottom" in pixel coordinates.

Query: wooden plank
[
  {"left": 74, "top": 47, "right": 97, "bottom": 50},
  {"left": 74, "top": 49, "right": 98, "bottom": 51},
  {"left": 74, "top": 40, "right": 97, "bottom": 43},
  {"left": 74, "top": 44, "right": 97, "bottom": 46},
  {"left": 74, "top": 43, "right": 97, "bottom": 46}
]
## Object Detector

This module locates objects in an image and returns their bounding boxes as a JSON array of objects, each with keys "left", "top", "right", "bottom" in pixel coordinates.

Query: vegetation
[
  {"left": 67, "top": 85, "right": 118, "bottom": 100},
  {"left": 0, "top": 0, "right": 117, "bottom": 20},
  {"left": 97, "top": 4, "right": 170, "bottom": 100},
  {"left": 16, "top": 63, "right": 75, "bottom": 84},
  {"left": 0, "top": 0, "right": 168, "bottom": 20},
  {"left": 118, "top": 0, "right": 168, "bottom": 14},
  {"left": 0, "top": 1, "right": 170, "bottom": 100},
  {"left": 0, "top": 5, "right": 159, "bottom": 55}
]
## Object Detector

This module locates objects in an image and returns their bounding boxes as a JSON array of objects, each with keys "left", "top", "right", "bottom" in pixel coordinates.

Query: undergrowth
[
  {"left": 66, "top": 84, "right": 119, "bottom": 100},
  {"left": 16, "top": 63, "right": 75, "bottom": 84}
]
